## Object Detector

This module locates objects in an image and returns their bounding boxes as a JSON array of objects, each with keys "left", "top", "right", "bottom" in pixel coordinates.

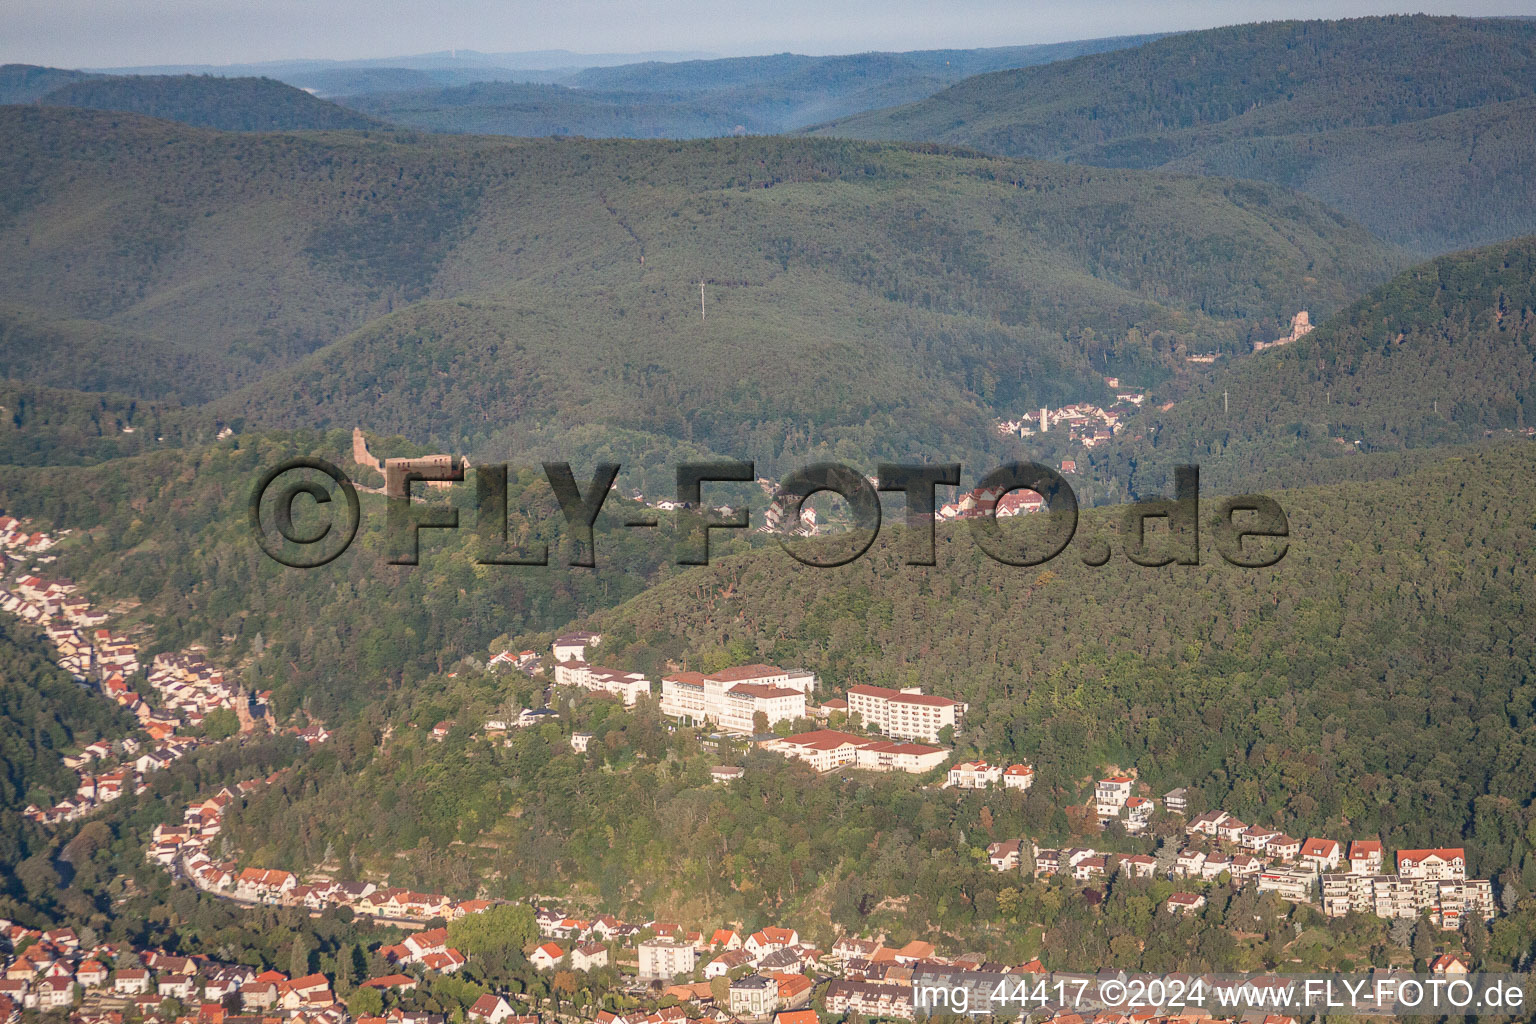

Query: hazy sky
[{"left": 5, "top": 0, "right": 1533, "bottom": 69}]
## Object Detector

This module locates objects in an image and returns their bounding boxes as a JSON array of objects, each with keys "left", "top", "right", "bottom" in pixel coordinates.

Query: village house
[
  {"left": 1166, "top": 892, "right": 1206, "bottom": 914},
  {"left": 529, "top": 943, "right": 565, "bottom": 971},
  {"left": 1300, "top": 837, "right": 1343, "bottom": 873},
  {"left": 946, "top": 761, "right": 1000, "bottom": 789},
  {"left": 1001, "top": 763, "right": 1035, "bottom": 791},
  {"left": 467, "top": 995, "right": 515, "bottom": 1024},
  {"left": 1164, "top": 787, "right": 1189, "bottom": 814},
  {"left": 1349, "top": 839, "right": 1385, "bottom": 875},
  {"left": 986, "top": 840, "right": 1022, "bottom": 872},
  {"left": 571, "top": 942, "right": 609, "bottom": 972}
]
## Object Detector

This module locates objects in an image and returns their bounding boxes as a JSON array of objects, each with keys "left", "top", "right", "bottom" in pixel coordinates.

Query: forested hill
[
  {"left": 1085, "top": 233, "right": 1536, "bottom": 499},
  {"left": 0, "top": 107, "right": 1402, "bottom": 491},
  {"left": 809, "top": 15, "right": 1536, "bottom": 254},
  {"left": 198, "top": 443, "right": 1536, "bottom": 939},
  {"left": 573, "top": 444, "right": 1536, "bottom": 887},
  {"left": 35, "top": 74, "right": 384, "bottom": 131},
  {"left": 0, "top": 64, "right": 97, "bottom": 104},
  {"left": 0, "top": 616, "right": 133, "bottom": 869}
]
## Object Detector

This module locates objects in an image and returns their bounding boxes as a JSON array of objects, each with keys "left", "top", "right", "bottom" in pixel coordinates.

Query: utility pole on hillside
[
  {"left": 699, "top": 280, "right": 706, "bottom": 321},
  {"left": 1224, "top": 389, "right": 1229, "bottom": 415}
]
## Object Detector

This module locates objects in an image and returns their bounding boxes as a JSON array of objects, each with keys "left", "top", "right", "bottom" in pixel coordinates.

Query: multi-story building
[
  {"left": 1256, "top": 868, "right": 1316, "bottom": 904},
  {"left": 1321, "top": 873, "right": 1378, "bottom": 917},
  {"left": 552, "top": 661, "right": 652, "bottom": 705},
  {"left": 825, "top": 981, "right": 913, "bottom": 1020},
  {"left": 551, "top": 632, "right": 601, "bottom": 663},
  {"left": 659, "top": 665, "right": 810, "bottom": 733},
  {"left": 728, "top": 975, "right": 779, "bottom": 1017},
  {"left": 765, "top": 730, "right": 946, "bottom": 774},
  {"left": 853, "top": 740, "right": 948, "bottom": 774},
  {"left": 845, "top": 684, "right": 964, "bottom": 742},
  {"left": 638, "top": 939, "right": 696, "bottom": 980},
  {"left": 1164, "top": 787, "right": 1189, "bottom": 815},
  {"left": 1094, "top": 777, "right": 1133, "bottom": 818},
  {"left": 1397, "top": 848, "right": 1467, "bottom": 881},
  {"left": 1438, "top": 880, "right": 1496, "bottom": 926}
]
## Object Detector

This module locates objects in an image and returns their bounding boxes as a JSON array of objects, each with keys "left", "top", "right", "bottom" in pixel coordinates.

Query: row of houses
[
  {"left": 4, "top": 560, "right": 252, "bottom": 826},
  {"left": 945, "top": 760, "right": 1035, "bottom": 791},
  {"left": 762, "top": 729, "right": 949, "bottom": 775},
  {"left": 0, "top": 924, "right": 340, "bottom": 1024}
]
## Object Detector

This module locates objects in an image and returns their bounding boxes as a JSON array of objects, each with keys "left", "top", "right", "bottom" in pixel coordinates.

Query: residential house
[
  {"left": 571, "top": 943, "right": 609, "bottom": 972},
  {"left": 744, "top": 928, "right": 798, "bottom": 961},
  {"left": 946, "top": 761, "right": 1000, "bottom": 789},
  {"left": 1001, "top": 764, "right": 1035, "bottom": 791},
  {"left": 705, "top": 950, "right": 753, "bottom": 979},
  {"left": 1269, "top": 834, "right": 1302, "bottom": 862},
  {"left": 1094, "top": 777, "right": 1133, "bottom": 818},
  {"left": 467, "top": 996, "right": 515, "bottom": 1024},
  {"left": 1123, "top": 796, "right": 1153, "bottom": 833},
  {"left": 1121, "top": 854, "right": 1158, "bottom": 879},
  {"left": 529, "top": 944, "right": 565, "bottom": 971},
  {"left": 1300, "top": 838, "right": 1343, "bottom": 873},
  {"left": 1186, "top": 810, "right": 1231, "bottom": 836},
  {"left": 987, "top": 840, "right": 1022, "bottom": 872},
  {"left": 1398, "top": 848, "right": 1467, "bottom": 881},
  {"left": 1176, "top": 849, "right": 1207, "bottom": 877},
  {"left": 1348, "top": 839, "right": 1385, "bottom": 875},
  {"left": 1166, "top": 893, "right": 1206, "bottom": 914}
]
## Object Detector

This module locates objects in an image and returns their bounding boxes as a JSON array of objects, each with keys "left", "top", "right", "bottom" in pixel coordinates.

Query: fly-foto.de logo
[{"left": 249, "top": 458, "right": 1288, "bottom": 570}]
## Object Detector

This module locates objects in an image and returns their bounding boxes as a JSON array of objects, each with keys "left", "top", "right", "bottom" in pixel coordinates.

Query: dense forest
[
  {"left": 0, "top": 615, "right": 132, "bottom": 872},
  {"left": 36, "top": 75, "right": 384, "bottom": 131},
  {"left": 0, "top": 428, "right": 733, "bottom": 722},
  {"left": 0, "top": 106, "right": 1402, "bottom": 490},
  {"left": 1083, "top": 233, "right": 1536, "bottom": 499},
  {"left": 812, "top": 15, "right": 1536, "bottom": 254}
]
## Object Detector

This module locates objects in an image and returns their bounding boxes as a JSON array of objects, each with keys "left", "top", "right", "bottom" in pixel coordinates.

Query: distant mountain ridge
[
  {"left": 35, "top": 74, "right": 383, "bottom": 131},
  {"left": 336, "top": 36, "right": 1164, "bottom": 137},
  {"left": 808, "top": 15, "right": 1536, "bottom": 254}
]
